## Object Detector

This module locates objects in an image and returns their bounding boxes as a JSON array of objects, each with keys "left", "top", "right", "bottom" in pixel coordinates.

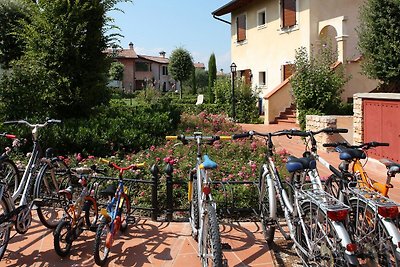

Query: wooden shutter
[
  {"left": 236, "top": 14, "right": 246, "bottom": 42},
  {"left": 283, "top": 64, "right": 294, "bottom": 80},
  {"left": 282, "top": 0, "right": 296, "bottom": 28}
]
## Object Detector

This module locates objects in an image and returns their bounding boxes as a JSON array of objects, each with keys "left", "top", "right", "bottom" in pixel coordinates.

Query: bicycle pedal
[{"left": 221, "top": 243, "right": 231, "bottom": 250}]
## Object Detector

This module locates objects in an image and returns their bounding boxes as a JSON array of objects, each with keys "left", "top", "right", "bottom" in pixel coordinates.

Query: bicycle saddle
[
  {"left": 336, "top": 146, "right": 366, "bottom": 160},
  {"left": 380, "top": 159, "right": 400, "bottom": 175},
  {"left": 200, "top": 155, "right": 218, "bottom": 170},
  {"left": 285, "top": 156, "right": 316, "bottom": 172}
]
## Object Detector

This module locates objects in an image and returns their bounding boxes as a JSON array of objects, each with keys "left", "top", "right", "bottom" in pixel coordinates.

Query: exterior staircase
[{"left": 274, "top": 104, "right": 297, "bottom": 124}]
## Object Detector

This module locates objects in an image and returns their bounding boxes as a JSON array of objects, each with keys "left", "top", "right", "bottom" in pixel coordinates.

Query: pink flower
[
  {"left": 140, "top": 191, "right": 145, "bottom": 197},
  {"left": 150, "top": 145, "right": 156, "bottom": 151},
  {"left": 251, "top": 141, "right": 257, "bottom": 151}
]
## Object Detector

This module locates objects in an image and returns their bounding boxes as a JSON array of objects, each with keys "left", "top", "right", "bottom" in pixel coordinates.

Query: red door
[{"left": 363, "top": 99, "right": 400, "bottom": 162}]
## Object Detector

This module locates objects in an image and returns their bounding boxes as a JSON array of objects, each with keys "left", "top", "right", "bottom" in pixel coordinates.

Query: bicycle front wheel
[
  {"left": 0, "top": 196, "right": 11, "bottom": 261},
  {"left": 200, "top": 203, "right": 223, "bottom": 267},
  {"left": 258, "top": 167, "right": 275, "bottom": 244},
  {"left": 349, "top": 200, "right": 400, "bottom": 266},
  {"left": 53, "top": 220, "right": 72, "bottom": 257},
  {"left": 0, "top": 159, "right": 20, "bottom": 198},
  {"left": 35, "top": 158, "right": 71, "bottom": 229},
  {"left": 298, "top": 202, "right": 350, "bottom": 266},
  {"left": 93, "top": 220, "right": 111, "bottom": 266}
]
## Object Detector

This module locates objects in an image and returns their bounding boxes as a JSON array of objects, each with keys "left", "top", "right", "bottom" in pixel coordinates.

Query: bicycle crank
[{"left": 15, "top": 206, "right": 32, "bottom": 234}]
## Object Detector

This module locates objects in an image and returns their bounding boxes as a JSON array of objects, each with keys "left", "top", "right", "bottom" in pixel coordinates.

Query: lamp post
[{"left": 230, "top": 62, "right": 237, "bottom": 121}]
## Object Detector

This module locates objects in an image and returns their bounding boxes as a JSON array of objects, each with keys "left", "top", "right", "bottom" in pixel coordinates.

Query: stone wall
[
  {"left": 306, "top": 115, "right": 350, "bottom": 152},
  {"left": 353, "top": 94, "right": 363, "bottom": 145}
]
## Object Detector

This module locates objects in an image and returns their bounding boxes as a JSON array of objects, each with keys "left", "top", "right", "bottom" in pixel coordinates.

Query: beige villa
[{"left": 212, "top": 0, "right": 379, "bottom": 124}]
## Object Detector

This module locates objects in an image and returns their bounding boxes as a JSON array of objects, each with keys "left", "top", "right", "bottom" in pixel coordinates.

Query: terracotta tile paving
[{"left": 2, "top": 216, "right": 275, "bottom": 267}]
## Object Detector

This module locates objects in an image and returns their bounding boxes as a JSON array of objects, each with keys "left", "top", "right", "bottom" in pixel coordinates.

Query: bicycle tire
[
  {"left": 118, "top": 194, "right": 131, "bottom": 232},
  {"left": 200, "top": 203, "right": 223, "bottom": 267},
  {"left": 349, "top": 199, "right": 400, "bottom": 266},
  {"left": 93, "top": 219, "right": 111, "bottom": 266},
  {"left": 190, "top": 174, "right": 199, "bottom": 239},
  {"left": 0, "top": 196, "right": 11, "bottom": 261},
  {"left": 53, "top": 220, "right": 72, "bottom": 257},
  {"left": 258, "top": 167, "right": 275, "bottom": 244},
  {"left": 0, "top": 159, "right": 20, "bottom": 198},
  {"left": 35, "top": 158, "right": 71, "bottom": 229},
  {"left": 324, "top": 174, "right": 341, "bottom": 199},
  {"left": 84, "top": 198, "right": 98, "bottom": 229},
  {"left": 298, "top": 202, "right": 350, "bottom": 266}
]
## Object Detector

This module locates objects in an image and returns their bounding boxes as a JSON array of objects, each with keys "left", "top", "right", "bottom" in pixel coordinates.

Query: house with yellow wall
[{"left": 212, "top": 0, "right": 379, "bottom": 124}]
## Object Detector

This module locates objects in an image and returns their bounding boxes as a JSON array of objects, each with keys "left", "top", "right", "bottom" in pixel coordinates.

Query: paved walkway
[{"left": 3, "top": 216, "right": 274, "bottom": 267}]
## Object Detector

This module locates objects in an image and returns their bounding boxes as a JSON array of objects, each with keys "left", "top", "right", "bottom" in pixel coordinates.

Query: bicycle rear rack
[
  {"left": 348, "top": 181, "right": 400, "bottom": 208},
  {"left": 301, "top": 185, "right": 350, "bottom": 212}
]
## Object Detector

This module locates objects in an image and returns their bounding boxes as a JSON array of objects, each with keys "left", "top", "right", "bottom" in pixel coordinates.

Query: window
[
  {"left": 236, "top": 14, "right": 246, "bottom": 42},
  {"left": 259, "top": 72, "right": 266, "bottom": 85},
  {"left": 135, "top": 61, "right": 151, "bottom": 72},
  {"left": 162, "top": 65, "right": 168, "bottom": 75},
  {"left": 281, "top": 0, "right": 296, "bottom": 28},
  {"left": 257, "top": 9, "right": 266, "bottom": 27}
]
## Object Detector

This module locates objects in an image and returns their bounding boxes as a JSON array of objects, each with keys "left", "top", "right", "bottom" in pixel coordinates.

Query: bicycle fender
[
  {"left": 331, "top": 221, "right": 359, "bottom": 263},
  {"left": 380, "top": 218, "right": 400, "bottom": 257}
]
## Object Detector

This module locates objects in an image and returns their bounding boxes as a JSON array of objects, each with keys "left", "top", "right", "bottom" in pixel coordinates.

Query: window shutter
[
  {"left": 282, "top": 0, "right": 296, "bottom": 28},
  {"left": 237, "top": 14, "right": 246, "bottom": 42},
  {"left": 283, "top": 64, "right": 294, "bottom": 80}
]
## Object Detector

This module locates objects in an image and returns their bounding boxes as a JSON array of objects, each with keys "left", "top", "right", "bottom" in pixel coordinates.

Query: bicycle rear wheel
[
  {"left": 0, "top": 196, "right": 11, "bottom": 260},
  {"left": 349, "top": 200, "right": 400, "bottom": 266},
  {"left": 298, "top": 202, "right": 350, "bottom": 266},
  {"left": 93, "top": 220, "right": 111, "bottom": 266},
  {"left": 200, "top": 203, "right": 223, "bottom": 267},
  {"left": 35, "top": 158, "right": 71, "bottom": 229}
]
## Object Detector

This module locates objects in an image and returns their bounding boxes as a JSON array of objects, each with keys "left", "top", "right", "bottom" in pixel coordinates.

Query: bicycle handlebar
[
  {"left": 323, "top": 141, "right": 389, "bottom": 149},
  {"left": 166, "top": 134, "right": 233, "bottom": 142},
  {"left": 99, "top": 158, "right": 146, "bottom": 171},
  {"left": 232, "top": 128, "right": 347, "bottom": 140},
  {"left": 0, "top": 132, "right": 17, "bottom": 139},
  {"left": 3, "top": 119, "right": 61, "bottom": 128}
]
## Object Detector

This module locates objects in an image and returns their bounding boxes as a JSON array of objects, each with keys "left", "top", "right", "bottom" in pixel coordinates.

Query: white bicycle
[{"left": 166, "top": 132, "right": 230, "bottom": 267}]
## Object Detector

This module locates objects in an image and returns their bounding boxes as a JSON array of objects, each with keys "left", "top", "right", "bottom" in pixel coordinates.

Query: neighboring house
[
  {"left": 106, "top": 43, "right": 203, "bottom": 93},
  {"left": 212, "top": 0, "right": 379, "bottom": 124},
  {"left": 194, "top": 62, "right": 206, "bottom": 70},
  {"left": 105, "top": 43, "right": 175, "bottom": 92}
]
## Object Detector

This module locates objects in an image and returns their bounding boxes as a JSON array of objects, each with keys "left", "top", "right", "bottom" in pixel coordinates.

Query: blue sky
[{"left": 109, "top": 0, "right": 232, "bottom": 72}]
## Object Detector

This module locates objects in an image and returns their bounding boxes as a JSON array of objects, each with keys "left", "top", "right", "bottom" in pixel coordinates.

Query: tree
[
  {"left": 208, "top": 53, "right": 217, "bottom": 103},
  {"left": 168, "top": 47, "right": 193, "bottom": 99},
  {"left": 290, "top": 45, "right": 349, "bottom": 129},
  {"left": 191, "top": 66, "right": 196, "bottom": 94},
  {"left": 0, "top": 0, "right": 129, "bottom": 119},
  {"left": 0, "top": 0, "right": 32, "bottom": 69},
  {"left": 358, "top": 0, "right": 400, "bottom": 91}
]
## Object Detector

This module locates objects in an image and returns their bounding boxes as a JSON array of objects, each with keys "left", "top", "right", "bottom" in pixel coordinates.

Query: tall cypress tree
[
  {"left": 358, "top": 0, "right": 400, "bottom": 91},
  {"left": 208, "top": 53, "right": 217, "bottom": 103}
]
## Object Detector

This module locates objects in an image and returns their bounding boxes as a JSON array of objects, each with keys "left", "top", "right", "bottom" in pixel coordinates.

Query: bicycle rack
[{"left": 301, "top": 184, "right": 350, "bottom": 212}]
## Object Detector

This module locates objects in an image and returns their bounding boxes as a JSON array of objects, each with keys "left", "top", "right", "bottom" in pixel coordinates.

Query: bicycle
[
  {"left": 53, "top": 165, "right": 103, "bottom": 257},
  {"left": 93, "top": 159, "right": 145, "bottom": 266},
  {"left": 0, "top": 119, "right": 71, "bottom": 260},
  {"left": 322, "top": 141, "right": 400, "bottom": 265},
  {"left": 233, "top": 128, "right": 359, "bottom": 266},
  {"left": 166, "top": 132, "right": 231, "bottom": 267}
]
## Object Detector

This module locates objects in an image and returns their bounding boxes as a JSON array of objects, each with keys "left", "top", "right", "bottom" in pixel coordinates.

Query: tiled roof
[
  {"left": 194, "top": 62, "right": 205, "bottom": 69},
  {"left": 138, "top": 55, "right": 169, "bottom": 64},
  {"left": 212, "top": 0, "right": 255, "bottom": 16},
  {"left": 105, "top": 48, "right": 138, "bottom": 59}
]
